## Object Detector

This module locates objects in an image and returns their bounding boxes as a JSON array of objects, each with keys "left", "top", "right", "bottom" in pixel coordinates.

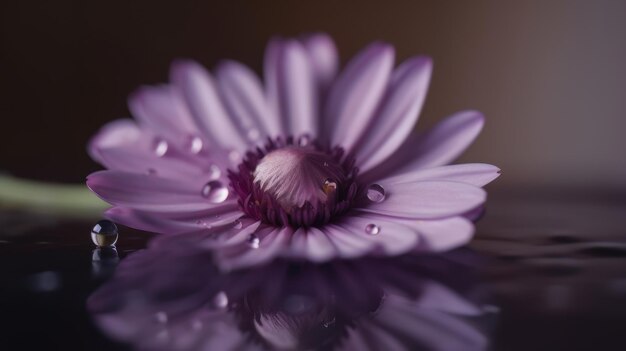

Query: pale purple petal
[
  {"left": 170, "top": 60, "right": 247, "bottom": 151},
  {"left": 149, "top": 218, "right": 261, "bottom": 249},
  {"left": 319, "top": 224, "right": 378, "bottom": 258},
  {"left": 300, "top": 33, "right": 339, "bottom": 93},
  {"left": 87, "top": 170, "right": 235, "bottom": 213},
  {"left": 361, "top": 110, "right": 485, "bottom": 182},
  {"left": 356, "top": 181, "right": 486, "bottom": 219},
  {"left": 414, "top": 217, "right": 475, "bottom": 252},
  {"left": 288, "top": 227, "right": 337, "bottom": 262},
  {"left": 325, "top": 43, "right": 394, "bottom": 151},
  {"left": 269, "top": 39, "right": 318, "bottom": 137},
  {"left": 128, "top": 85, "right": 202, "bottom": 148},
  {"left": 380, "top": 163, "right": 501, "bottom": 187},
  {"left": 215, "top": 60, "right": 281, "bottom": 139},
  {"left": 216, "top": 226, "right": 292, "bottom": 271},
  {"left": 356, "top": 56, "right": 433, "bottom": 173},
  {"left": 333, "top": 213, "right": 420, "bottom": 255},
  {"left": 105, "top": 205, "right": 243, "bottom": 235},
  {"left": 88, "top": 119, "right": 141, "bottom": 163}
]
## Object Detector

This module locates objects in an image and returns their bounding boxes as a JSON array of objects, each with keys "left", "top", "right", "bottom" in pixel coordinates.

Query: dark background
[{"left": 2, "top": 0, "right": 626, "bottom": 188}]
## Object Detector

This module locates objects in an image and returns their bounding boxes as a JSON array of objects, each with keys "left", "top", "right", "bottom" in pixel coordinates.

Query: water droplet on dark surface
[{"left": 91, "top": 220, "right": 118, "bottom": 247}]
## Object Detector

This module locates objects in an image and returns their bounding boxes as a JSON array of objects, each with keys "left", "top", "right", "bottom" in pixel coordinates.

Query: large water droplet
[
  {"left": 365, "top": 223, "right": 380, "bottom": 235},
  {"left": 187, "top": 135, "right": 203, "bottom": 154},
  {"left": 248, "top": 234, "right": 260, "bottom": 249},
  {"left": 91, "top": 220, "right": 118, "bottom": 247},
  {"left": 208, "top": 164, "right": 221, "bottom": 180},
  {"left": 366, "top": 184, "right": 386, "bottom": 203},
  {"left": 153, "top": 138, "right": 168, "bottom": 157},
  {"left": 201, "top": 181, "right": 229, "bottom": 203},
  {"left": 213, "top": 291, "right": 229, "bottom": 309}
]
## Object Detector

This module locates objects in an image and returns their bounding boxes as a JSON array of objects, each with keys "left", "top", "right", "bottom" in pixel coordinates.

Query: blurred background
[{"left": 1, "top": 0, "right": 625, "bottom": 188}]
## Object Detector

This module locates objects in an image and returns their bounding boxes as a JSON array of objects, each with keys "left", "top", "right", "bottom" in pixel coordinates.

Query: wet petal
[
  {"left": 325, "top": 43, "right": 394, "bottom": 151},
  {"left": 380, "top": 163, "right": 501, "bottom": 187},
  {"left": 300, "top": 33, "right": 339, "bottom": 93},
  {"left": 356, "top": 181, "right": 486, "bottom": 219},
  {"left": 361, "top": 110, "right": 485, "bottom": 182},
  {"left": 170, "top": 60, "right": 247, "bottom": 151},
  {"left": 128, "top": 85, "right": 200, "bottom": 146},
  {"left": 215, "top": 60, "right": 280, "bottom": 139},
  {"left": 334, "top": 213, "right": 420, "bottom": 255},
  {"left": 87, "top": 170, "right": 235, "bottom": 212},
  {"left": 216, "top": 226, "right": 292, "bottom": 271},
  {"left": 356, "top": 56, "right": 433, "bottom": 173},
  {"left": 264, "top": 39, "right": 318, "bottom": 137}
]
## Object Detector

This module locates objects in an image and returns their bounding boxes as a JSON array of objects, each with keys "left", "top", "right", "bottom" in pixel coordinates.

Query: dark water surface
[{"left": 1, "top": 188, "right": 625, "bottom": 350}]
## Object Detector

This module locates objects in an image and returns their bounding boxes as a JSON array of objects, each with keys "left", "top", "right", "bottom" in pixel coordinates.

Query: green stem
[{"left": 0, "top": 174, "right": 107, "bottom": 218}]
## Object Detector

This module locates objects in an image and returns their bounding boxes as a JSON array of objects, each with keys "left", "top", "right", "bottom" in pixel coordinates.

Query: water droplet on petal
[
  {"left": 201, "top": 181, "right": 229, "bottom": 203},
  {"left": 187, "top": 135, "right": 203, "bottom": 154},
  {"left": 365, "top": 223, "right": 380, "bottom": 235},
  {"left": 91, "top": 220, "right": 118, "bottom": 247},
  {"left": 247, "top": 128, "right": 260, "bottom": 141},
  {"left": 154, "top": 311, "right": 168, "bottom": 323},
  {"left": 213, "top": 291, "right": 229, "bottom": 309},
  {"left": 233, "top": 220, "right": 243, "bottom": 229},
  {"left": 248, "top": 234, "right": 260, "bottom": 249},
  {"left": 153, "top": 138, "right": 168, "bottom": 157},
  {"left": 208, "top": 164, "right": 221, "bottom": 180},
  {"left": 366, "top": 184, "right": 386, "bottom": 203}
]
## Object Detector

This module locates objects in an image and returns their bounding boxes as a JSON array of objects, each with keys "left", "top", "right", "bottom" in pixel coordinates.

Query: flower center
[
  {"left": 228, "top": 136, "right": 359, "bottom": 227},
  {"left": 253, "top": 147, "right": 345, "bottom": 210}
]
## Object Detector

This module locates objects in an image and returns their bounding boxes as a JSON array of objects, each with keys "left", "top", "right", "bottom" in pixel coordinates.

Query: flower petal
[
  {"left": 170, "top": 60, "right": 247, "bottom": 152},
  {"left": 87, "top": 170, "right": 235, "bottom": 213},
  {"left": 300, "top": 33, "right": 339, "bottom": 93},
  {"left": 128, "top": 85, "right": 201, "bottom": 147},
  {"left": 216, "top": 226, "right": 292, "bottom": 271},
  {"left": 414, "top": 216, "right": 475, "bottom": 252},
  {"left": 333, "top": 213, "right": 420, "bottom": 255},
  {"left": 288, "top": 227, "right": 337, "bottom": 262},
  {"left": 105, "top": 205, "right": 243, "bottom": 235},
  {"left": 380, "top": 163, "right": 501, "bottom": 187},
  {"left": 264, "top": 38, "right": 318, "bottom": 137},
  {"left": 325, "top": 42, "right": 394, "bottom": 151},
  {"left": 356, "top": 56, "right": 433, "bottom": 173},
  {"left": 356, "top": 181, "right": 486, "bottom": 219},
  {"left": 215, "top": 60, "right": 281, "bottom": 139},
  {"left": 361, "top": 110, "right": 485, "bottom": 181}
]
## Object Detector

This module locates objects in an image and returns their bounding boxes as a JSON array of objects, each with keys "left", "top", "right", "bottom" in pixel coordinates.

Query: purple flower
[{"left": 87, "top": 33, "right": 499, "bottom": 270}]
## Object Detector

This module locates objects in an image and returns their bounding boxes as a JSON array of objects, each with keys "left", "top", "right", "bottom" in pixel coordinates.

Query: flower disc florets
[{"left": 228, "top": 136, "right": 359, "bottom": 228}]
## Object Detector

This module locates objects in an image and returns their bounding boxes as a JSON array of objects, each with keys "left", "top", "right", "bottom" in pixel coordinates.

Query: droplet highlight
[
  {"left": 207, "top": 164, "right": 221, "bottom": 180},
  {"left": 365, "top": 223, "right": 380, "bottom": 235},
  {"left": 91, "top": 220, "right": 118, "bottom": 247},
  {"left": 248, "top": 234, "right": 260, "bottom": 249},
  {"left": 187, "top": 135, "right": 203, "bottom": 154},
  {"left": 213, "top": 291, "right": 229, "bottom": 309},
  {"left": 366, "top": 184, "right": 386, "bottom": 203},
  {"left": 201, "top": 181, "right": 229, "bottom": 203},
  {"left": 153, "top": 138, "right": 168, "bottom": 157},
  {"left": 298, "top": 134, "right": 311, "bottom": 146}
]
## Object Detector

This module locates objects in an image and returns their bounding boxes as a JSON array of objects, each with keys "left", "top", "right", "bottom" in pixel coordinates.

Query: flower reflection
[{"left": 88, "top": 243, "right": 494, "bottom": 350}]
